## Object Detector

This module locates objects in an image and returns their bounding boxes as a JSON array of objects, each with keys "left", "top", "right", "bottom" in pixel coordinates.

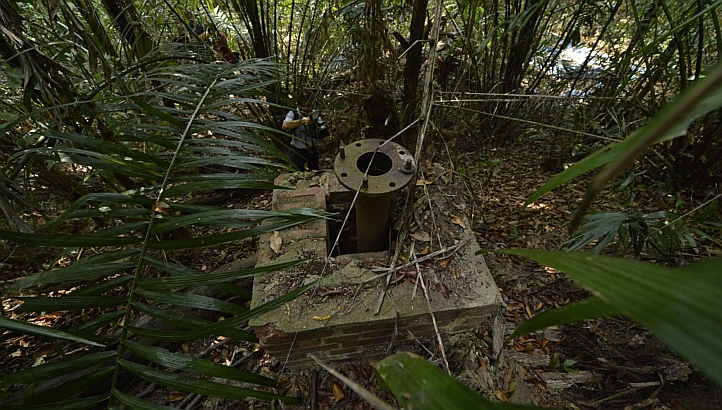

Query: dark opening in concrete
[{"left": 327, "top": 205, "right": 358, "bottom": 256}]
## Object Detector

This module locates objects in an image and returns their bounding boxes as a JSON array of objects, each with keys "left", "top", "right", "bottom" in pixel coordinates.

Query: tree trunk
[
  {"left": 100, "top": 0, "right": 153, "bottom": 59},
  {"left": 231, "top": 0, "right": 272, "bottom": 58},
  {"left": 502, "top": 0, "right": 545, "bottom": 93},
  {"left": 401, "top": 0, "right": 429, "bottom": 146}
]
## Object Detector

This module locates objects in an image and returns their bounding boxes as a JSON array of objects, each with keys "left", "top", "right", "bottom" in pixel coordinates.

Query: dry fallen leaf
[
  {"left": 435, "top": 282, "right": 450, "bottom": 297},
  {"left": 529, "top": 373, "right": 548, "bottom": 390},
  {"left": 270, "top": 231, "right": 282, "bottom": 254},
  {"left": 416, "top": 178, "right": 433, "bottom": 186},
  {"left": 507, "top": 379, "right": 517, "bottom": 394},
  {"left": 332, "top": 383, "right": 345, "bottom": 402},
  {"left": 439, "top": 255, "right": 453, "bottom": 269},
  {"left": 494, "top": 390, "right": 508, "bottom": 402},
  {"left": 419, "top": 246, "right": 430, "bottom": 255},
  {"left": 33, "top": 343, "right": 55, "bottom": 359},
  {"left": 398, "top": 252, "right": 410, "bottom": 264},
  {"left": 410, "top": 231, "right": 431, "bottom": 242},
  {"left": 152, "top": 201, "right": 171, "bottom": 213},
  {"left": 390, "top": 273, "right": 407, "bottom": 285},
  {"left": 451, "top": 215, "right": 466, "bottom": 229},
  {"left": 165, "top": 393, "right": 185, "bottom": 403},
  {"left": 318, "top": 286, "right": 343, "bottom": 297}
]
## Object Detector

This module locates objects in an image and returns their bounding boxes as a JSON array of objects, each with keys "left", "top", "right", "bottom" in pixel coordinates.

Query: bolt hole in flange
[
  {"left": 389, "top": 182, "right": 396, "bottom": 187},
  {"left": 356, "top": 152, "right": 392, "bottom": 176}
]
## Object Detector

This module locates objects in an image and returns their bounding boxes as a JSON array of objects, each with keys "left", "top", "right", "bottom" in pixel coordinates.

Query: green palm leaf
[
  {"left": 161, "top": 179, "right": 279, "bottom": 197},
  {"left": 14, "top": 296, "right": 127, "bottom": 313},
  {"left": 0, "top": 351, "right": 115, "bottom": 388},
  {"left": 138, "top": 259, "right": 303, "bottom": 289},
  {"left": 0, "top": 316, "right": 103, "bottom": 347},
  {"left": 1, "top": 39, "right": 308, "bottom": 409},
  {"left": 119, "top": 360, "right": 297, "bottom": 403},
  {"left": 130, "top": 302, "right": 256, "bottom": 341},
  {"left": 128, "top": 280, "right": 318, "bottom": 341},
  {"left": 112, "top": 390, "right": 174, "bottom": 410},
  {"left": 71, "top": 310, "right": 126, "bottom": 332},
  {"left": 123, "top": 340, "right": 277, "bottom": 387},
  {"left": 525, "top": 61, "right": 722, "bottom": 223},
  {"left": 45, "top": 194, "right": 154, "bottom": 232},
  {"left": 1, "top": 395, "right": 107, "bottom": 410},
  {"left": 374, "top": 352, "right": 535, "bottom": 410},
  {"left": 6, "top": 262, "right": 135, "bottom": 293},
  {"left": 69, "top": 276, "right": 134, "bottom": 297},
  {"left": 149, "top": 209, "right": 321, "bottom": 235},
  {"left": 4, "top": 249, "right": 137, "bottom": 293},
  {"left": 500, "top": 250, "right": 722, "bottom": 386},
  {"left": 0, "top": 231, "right": 142, "bottom": 247},
  {"left": 139, "top": 257, "right": 251, "bottom": 297},
  {"left": 506, "top": 297, "right": 620, "bottom": 341},
  {"left": 133, "top": 289, "right": 247, "bottom": 315},
  {"left": 43, "top": 130, "right": 167, "bottom": 166},
  {"left": 147, "top": 216, "right": 319, "bottom": 249},
  {"left": 23, "top": 367, "right": 114, "bottom": 405}
]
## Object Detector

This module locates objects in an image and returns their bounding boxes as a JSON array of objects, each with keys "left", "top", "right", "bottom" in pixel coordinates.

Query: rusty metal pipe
[{"left": 334, "top": 139, "right": 415, "bottom": 253}]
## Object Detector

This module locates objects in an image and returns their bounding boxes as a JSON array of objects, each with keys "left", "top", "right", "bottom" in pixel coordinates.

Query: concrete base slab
[{"left": 249, "top": 171, "right": 502, "bottom": 369}]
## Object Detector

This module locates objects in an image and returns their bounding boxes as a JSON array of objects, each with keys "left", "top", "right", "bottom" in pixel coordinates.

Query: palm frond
[{"left": 0, "top": 57, "right": 317, "bottom": 408}]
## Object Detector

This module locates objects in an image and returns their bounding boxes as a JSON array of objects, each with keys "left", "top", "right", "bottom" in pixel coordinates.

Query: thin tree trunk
[
  {"left": 401, "top": 0, "right": 429, "bottom": 145},
  {"left": 502, "top": 0, "right": 546, "bottom": 93},
  {"left": 458, "top": 0, "right": 479, "bottom": 95},
  {"left": 602, "top": 0, "right": 658, "bottom": 104},
  {"left": 100, "top": 0, "right": 153, "bottom": 59}
]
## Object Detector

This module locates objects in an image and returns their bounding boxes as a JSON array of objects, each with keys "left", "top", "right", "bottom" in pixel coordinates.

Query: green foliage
[
  {"left": 506, "top": 297, "right": 620, "bottom": 342},
  {"left": 0, "top": 57, "right": 320, "bottom": 408},
  {"left": 376, "top": 34, "right": 722, "bottom": 410},
  {"left": 499, "top": 250, "right": 722, "bottom": 386},
  {"left": 373, "top": 352, "right": 535, "bottom": 410},
  {"left": 378, "top": 251, "right": 722, "bottom": 409},
  {"left": 3, "top": 1, "right": 722, "bottom": 409},
  {"left": 525, "top": 60, "right": 722, "bottom": 217},
  {"left": 563, "top": 211, "right": 685, "bottom": 256},
  {"left": 562, "top": 359, "right": 578, "bottom": 373}
]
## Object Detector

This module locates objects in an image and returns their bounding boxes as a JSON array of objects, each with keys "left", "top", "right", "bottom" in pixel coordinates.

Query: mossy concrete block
[{"left": 250, "top": 172, "right": 502, "bottom": 369}]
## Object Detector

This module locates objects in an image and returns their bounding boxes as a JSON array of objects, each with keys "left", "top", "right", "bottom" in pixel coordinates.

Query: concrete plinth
[{"left": 250, "top": 171, "right": 501, "bottom": 369}]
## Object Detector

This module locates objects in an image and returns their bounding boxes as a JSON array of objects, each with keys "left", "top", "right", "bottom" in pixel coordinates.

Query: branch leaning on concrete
[
  {"left": 374, "top": 0, "right": 445, "bottom": 316},
  {"left": 415, "top": 263, "right": 451, "bottom": 375},
  {"left": 308, "top": 354, "right": 396, "bottom": 410},
  {"left": 344, "top": 238, "right": 469, "bottom": 316},
  {"left": 369, "top": 239, "right": 469, "bottom": 276}
]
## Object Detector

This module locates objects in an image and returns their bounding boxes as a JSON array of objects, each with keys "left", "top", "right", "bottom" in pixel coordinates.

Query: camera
[{"left": 308, "top": 110, "right": 320, "bottom": 122}]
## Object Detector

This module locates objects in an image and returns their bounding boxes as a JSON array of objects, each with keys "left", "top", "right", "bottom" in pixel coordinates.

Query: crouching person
[{"left": 282, "top": 90, "right": 329, "bottom": 171}]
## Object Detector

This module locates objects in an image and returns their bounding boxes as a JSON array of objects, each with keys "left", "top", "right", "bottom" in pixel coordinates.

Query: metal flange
[{"left": 334, "top": 138, "right": 415, "bottom": 197}]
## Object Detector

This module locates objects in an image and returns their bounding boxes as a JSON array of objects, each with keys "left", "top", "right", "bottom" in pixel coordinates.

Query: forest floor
[
  {"left": 234, "top": 133, "right": 722, "bottom": 410},
  {"left": 2, "top": 132, "right": 721, "bottom": 410}
]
